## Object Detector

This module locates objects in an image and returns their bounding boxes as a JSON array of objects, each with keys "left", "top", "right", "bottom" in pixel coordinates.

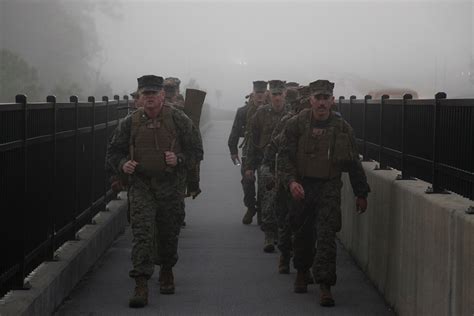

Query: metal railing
[
  {"left": 338, "top": 93, "right": 474, "bottom": 200},
  {"left": 0, "top": 94, "right": 130, "bottom": 298}
]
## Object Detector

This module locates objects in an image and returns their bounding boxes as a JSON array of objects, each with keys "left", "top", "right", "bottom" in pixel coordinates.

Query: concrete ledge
[
  {"left": 0, "top": 194, "right": 128, "bottom": 316},
  {"left": 339, "top": 161, "right": 474, "bottom": 316}
]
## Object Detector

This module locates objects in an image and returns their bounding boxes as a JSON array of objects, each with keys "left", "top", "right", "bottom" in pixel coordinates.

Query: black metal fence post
[
  {"left": 426, "top": 92, "right": 448, "bottom": 194},
  {"left": 103, "top": 96, "right": 109, "bottom": 203},
  {"left": 396, "top": 94, "right": 415, "bottom": 180},
  {"left": 349, "top": 95, "right": 356, "bottom": 124},
  {"left": 88, "top": 96, "right": 96, "bottom": 207},
  {"left": 375, "top": 95, "right": 391, "bottom": 170},
  {"left": 362, "top": 95, "right": 371, "bottom": 161},
  {"left": 46, "top": 95, "right": 57, "bottom": 260},
  {"left": 114, "top": 95, "right": 120, "bottom": 124},
  {"left": 12, "top": 94, "right": 28, "bottom": 290},
  {"left": 70, "top": 95, "right": 79, "bottom": 240}
]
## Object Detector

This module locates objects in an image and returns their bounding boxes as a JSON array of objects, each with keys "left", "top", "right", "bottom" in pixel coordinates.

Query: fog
[{"left": 1, "top": 0, "right": 473, "bottom": 105}]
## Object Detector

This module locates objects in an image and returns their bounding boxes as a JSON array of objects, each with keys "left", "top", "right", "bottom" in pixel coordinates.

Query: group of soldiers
[
  {"left": 228, "top": 79, "right": 370, "bottom": 307},
  {"left": 106, "top": 75, "right": 204, "bottom": 308},
  {"left": 105, "top": 74, "right": 370, "bottom": 309}
]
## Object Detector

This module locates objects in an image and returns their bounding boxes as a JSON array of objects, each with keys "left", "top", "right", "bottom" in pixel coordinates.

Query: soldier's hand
[
  {"left": 289, "top": 181, "right": 305, "bottom": 201},
  {"left": 231, "top": 154, "right": 241, "bottom": 166},
  {"left": 244, "top": 170, "right": 255, "bottom": 181},
  {"left": 165, "top": 151, "right": 177, "bottom": 167},
  {"left": 356, "top": 197, "right": 368, "bottom": 214},
  {"left": 122, "top": 160, "right": 138, "bottom": 174}
]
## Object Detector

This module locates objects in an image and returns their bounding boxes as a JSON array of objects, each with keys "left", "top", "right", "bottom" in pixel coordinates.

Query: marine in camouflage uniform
[
  {"left": 228, "top": 81, "right": 267, "bottom": 225},
  {"left": 165, "top": 77, "right": 185, "bottom": 110},
  {"left": 244, "top": 80, "right": 288, "bottom": 252},
  {"left": 262, "top": 85, "right": 313, "bottom": 274},
  {"left": 106, "top": 75, "right": 203, "bottom": 308},
  {"left": 279, "top": 80, "right": 370, "bottom": 307}
]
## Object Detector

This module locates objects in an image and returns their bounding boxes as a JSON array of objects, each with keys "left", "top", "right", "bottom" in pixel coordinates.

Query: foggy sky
[
  {"left": 4, "top": 0, "right": 472, "bottom": 106},
  {"left": 93, "top": 0, "right": 473, "bottom": 108}
]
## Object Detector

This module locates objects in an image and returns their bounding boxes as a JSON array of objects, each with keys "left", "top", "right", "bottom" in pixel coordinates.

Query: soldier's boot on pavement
[
  {"left": 129, "top": 276, "right": 148, "bottom": 308},
  {"left": 305, "top": 270, "right": 314, "bottom": 284},
  {"left": 294, "top": 270, "right": 308, "bottom": 293},
  {"left": 242, "top": 207, "right": 256, "bottom": 225},
  {"left": 319, "top": 284, "right": 335, "bottom": 307},
  {"left": 278, "top": 254, "right": 290, "bottom": 274},
  {"left": 263, "top": 232, "right": 275, "bottom": 253},
  {"left": 159, "top": 268, "right": 175, "bottom": 294}
]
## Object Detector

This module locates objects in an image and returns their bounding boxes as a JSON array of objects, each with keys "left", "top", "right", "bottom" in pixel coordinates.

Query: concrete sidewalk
[{"left": 55, "top": 120, "right": 393, "bottom": 316}]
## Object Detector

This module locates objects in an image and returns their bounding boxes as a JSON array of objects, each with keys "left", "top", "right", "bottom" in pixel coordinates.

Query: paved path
[{"left": 56, "top": 120, "right": 393, "bottom": 316}]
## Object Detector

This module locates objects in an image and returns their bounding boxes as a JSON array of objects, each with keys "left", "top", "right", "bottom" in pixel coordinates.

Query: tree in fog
[
  {"left": 0, "top": 49, "right": 41, "bottom": 102},
  {"left": 0, "top": 0, "right": 117, "bottom": 101}
]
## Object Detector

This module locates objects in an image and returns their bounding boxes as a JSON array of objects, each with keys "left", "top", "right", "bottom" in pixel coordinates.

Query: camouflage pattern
[
  {"left": 245, "top": 104, "right": 288, "bottom": 171},
  {"left": 228, "top": 103, "right": 257, "bottom": 210},
  {"left": 279, "top": 111, "right": 370, "bottom": 286},
  {"left": 262, "top": 111, "right": 297, "bottom": 256},
  {"left": 106, "top": 106, "right": 203, "bottom": 279},
  {"left": 129, "top": 176, "right": 182, "bottom": 278},
  {"left": 245, "top": 104, "right": 288, "bottom": 234},
  {"left": 290, "top": 177, "right": 343, "bottom": 285},
  {"left": 257, "top": 164, "right": 277, "bottom": 234},
  {"left": 275, "top": 183, "right": 293, "bottom": 256}
]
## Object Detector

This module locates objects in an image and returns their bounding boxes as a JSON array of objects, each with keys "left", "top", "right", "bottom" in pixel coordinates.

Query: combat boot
[
  {"left": 319, "top": 284, "right": 335, "bottom": 307},
  {"left": 294, "top": 270, "right": 308, "bottom": 293},
  {"left": 160, "top": 268, "right": 175, "bottom": 294},
  {"left": 129, "top": 276, "right": 148, "bottom": 308},
  {"left": 263, "top": 232, "right": 275, "bottom": 253},
  {"left": 278, "top": 254, "right": 290, "bottom": 274},
  {"left": 242, "top": 207, "right": 256, "bottom": 225}
]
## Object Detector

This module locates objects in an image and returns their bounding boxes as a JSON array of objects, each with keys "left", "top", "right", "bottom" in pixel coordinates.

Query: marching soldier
[
  {"left": 106, "top": 75, "right": 203, "bottom": 308},
  {"left": 228, "top": 81, "right": 268, "bottom": 224},
  {"left": 279, "top": 79, "right": 370, "bottom": 307},
  {"left": 244, "top": 80, "right": 288, "bottom": 252}
]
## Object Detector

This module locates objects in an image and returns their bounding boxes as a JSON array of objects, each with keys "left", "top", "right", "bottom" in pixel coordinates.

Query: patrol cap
[
  {"left": 137, "top": 75, "right": 164, "bottom": 92},
  {"left": 163, "top": 79, "right": 177, "bottom": 97},
  {"left": 285, "top": 82, "right": 299, "bottom": 89},
  {"left": 286, "top": 89, "right": 299, "bottom": 102},
  {"left": 165, "top": 77, "right": 181, "bottom": 88},
  {"left": 309, "top": 80, "right": 335, "bottom": 96},
  {"left": 253, "top": 81, "right": 268, "bottom": 93},
  {"left": 297, "top": 85, "right": 311, "bottom": 98},
  {"left": 268, "top": 80, "right": 286, "bottom": 94}
]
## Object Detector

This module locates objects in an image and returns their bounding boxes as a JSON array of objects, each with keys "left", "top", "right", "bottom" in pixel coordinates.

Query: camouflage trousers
[
  {"left": 275, "top": 185, "right": 293, "bottom": 256},
  {"left": 290, "top": 177, "right": 343, "bottom": 286},
  {"left": 258, "top": 165, "right": 278, "bottom": 234},
  {"left": 240, "top": 157, "right": 258, "bottom": 210},
  {"left": 128, "top": 176, "right": 183, "bottom": 279}
]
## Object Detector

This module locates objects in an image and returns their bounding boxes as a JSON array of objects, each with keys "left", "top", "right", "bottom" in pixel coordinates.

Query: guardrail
[
  {"left": 0, "top": 94, "right": 130, "bottom": 298},
  {"left": 337, "top": 93, "right": 473, "bottom": 200}
]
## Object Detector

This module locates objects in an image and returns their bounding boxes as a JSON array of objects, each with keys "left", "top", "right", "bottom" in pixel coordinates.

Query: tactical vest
[
  {"left": 296, "top": 111, "right": 357, "bottom": 179},
  {"left": 255, "top": 106, "right": 285, "bottom": 149},
  {"left": 130, "top": 106, "right": 181, "bottom": 177}
]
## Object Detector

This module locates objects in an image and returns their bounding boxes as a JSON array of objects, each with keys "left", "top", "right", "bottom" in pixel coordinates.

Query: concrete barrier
[
  {"left": 339, "top": 161, "right": 474, "bottom": 316},
  {"left": 0, "top": 195, "right": 128, "bottom": 316}
]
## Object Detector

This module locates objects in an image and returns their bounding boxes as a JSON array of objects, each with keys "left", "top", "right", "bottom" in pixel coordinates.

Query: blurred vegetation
[
  {"left": 0, "top": 49, "right": 42, "bottom": 102},
  {"left": 0, "top": 0, "right": 117, "bottom": 103}
]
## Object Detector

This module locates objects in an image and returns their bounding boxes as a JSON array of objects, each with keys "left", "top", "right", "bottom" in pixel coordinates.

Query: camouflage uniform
[
  {"left": 263, "top": 111, "right": 296, "bottom": 257},
  {"left": 228, "top": 103, "right": 257, "bottom": 211},
  {"left": 106, "top": 105, "right": 203, "bottom": 279},
  {"left": 279, "top": 109, "right": 370, "bottom": 286},
  {"left": 246, "top": 103, "right": 288, "bottom": 237}
]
